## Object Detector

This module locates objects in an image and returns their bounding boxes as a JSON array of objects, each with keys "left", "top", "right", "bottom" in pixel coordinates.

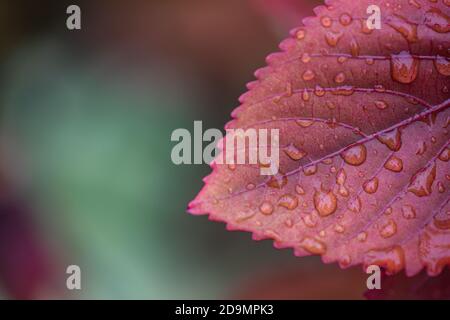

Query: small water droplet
[
  {"left": 408, "top": 163, "right": 436, "bottom": 197},
  {"left": 303, "top": 212, "right": 318, "bottom": 228},
  {"left": 408, "top": 0, "right": 421, "bottom": 8},
  {"left": 380, "top": 219, "right": 397, "bottom": 238},
  {"left": 295, "top": 184, "right": 306, "bottom": 195},
  {"left": 439, "top": 148, "right": 450, "bottom": 162},
  {"left": 416, "top": 141, "right": 427, "bottom": 155},
  {"left": 336, "top": 168, "right": 347, "bottom": 185},
  {"left": 285, "top": 218, "right": 294, "bottom": 228},
  {"left": 357, "top": 232, "right": 368, "bottom": 242},
  {"left": 299, "top": 237, "right": 327, "bottom": 255},
  {"left": 301, "top": 52, "right": 311, "bottom": 63},
  {"left": 390, "top": 51, "right": 419, "bottom": 84},
  {"left": 402, "top": 205, "right": 416, "bottom": 219},
  {"left": 341, "top": 145, "right": 367, "bottom": 166},
  {"left": 259, "top": 201, "right": 274, "bottom": 215},
  {"left": 339, "top": 255, "right": 352, "bottom": 268},
  {"left": 363, "top": 177, "right": 379, "bottom": 194},
  {"left": 375, "top": 100, "right": 389, "bottom": 110},
  {"left": 334, "top": 223, "right": 345, "bottom": 233},
  {"left": 278, "top": 194, "right": 299, "bottom": 210},
  {"left": 337, "top": 56, "right": 348, "bottom": 64},
  {"left": 350, "top": 39, "right": 360, "bottom": 57},
  {"left": 246, "top": 183, "right": 256, "bottom": 190},
  {"left": 228, "top": 164, "right": 236, "bottom": 171},
  {"left": 437, "top": 181, "right": 445, "bottom": 193},
  {"left": 321, "top": 16, "right": 332, "bottom": 28},
  {"left": 334, "top": 72, "right": 346, "bottom": 84},
  {"left": 303, "top": 165, "right": 318, "bottom": 176},
  {"left": 314, "top": 85, "right": 326, "bottom": 97},
  {"left": 384, "top": 156, "right": 403, "bottom": 172},
  {"left": 385, "top": 207, "right": 393, "bottom": 215},
  {"left": 377, "top": 129, "right": 402, "bottom": 151},
  {"left": 284, "top": 143, "right": 307, "bottom": 161},
  {"left": 339, "top": 13, "right": 352, "bottom": 26},
  {"left": 302, "top": 70, "right": 315, "bottom": 81},
  {"left": 302, "top": 89, "right": 310, "bottom": 101},
  {"left": 267, "top": 173, "right": 288, "bottom": 189},
  {"left": 296, "top": 119, "right": 314, "bottom": 127},
  {"left": 314, "top": 189, "right": 338, "bottom": 217},
  {"left": 325, "top": 31, "right": 343, "bottom": 47},
  {"left": 365, "top": 58, "right": 375, "bottom": 65},
  {"left": 348, "top": 196, "right": 362, "bottom": 213},
  {"left": 319, "top": 230, "right": 326, "bottom": 237}
]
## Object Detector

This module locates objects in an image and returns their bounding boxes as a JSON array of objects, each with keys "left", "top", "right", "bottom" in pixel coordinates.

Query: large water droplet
[
  {"left": 384, "top": 156, "right": 403, "bottom": 172},
  {"left": 299, "top": 237, "right": 327, "bottom": 255},
  {"left": 341, "top": 145, "right": 367, "bottom": 166},
  {"left": 259, "top": 201, "right": 274, "bottom": 215},
  {"left": 314, "top": 189, "right": 338, "bottom": 217},
  {"left": 402, "top": 205, "right": 416, "bottom": 219},
  {"left": 390, "top": 51, "right": 419, "bottom": 84},
  {"left": 363, "top": 177, "right": 379, "bottom": 194},
  {"left": 377, "top": 129, "right": 402, "bottom": 151},
  {"left": 284, "top": 143, "right": 307, "bottom": 161},
  {"left": 408, "top": 163, "right": 436, "bottom": 197},
  {"left": 278, "top": 194, "right": 299, "bottom": 210}
]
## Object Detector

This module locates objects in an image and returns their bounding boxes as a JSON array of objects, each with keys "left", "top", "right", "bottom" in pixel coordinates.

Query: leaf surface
[{"left": 189, "top": 0, "right": 450, "bottom": 276}]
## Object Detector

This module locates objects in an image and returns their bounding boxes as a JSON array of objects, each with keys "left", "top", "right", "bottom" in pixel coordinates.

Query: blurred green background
[{"left": 0, "top": 0, "right": 369, "bottom": 299}]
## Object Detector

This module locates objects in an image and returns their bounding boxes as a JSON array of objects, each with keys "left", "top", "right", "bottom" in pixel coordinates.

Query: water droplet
[
  {"left": 325, "top": 31, "right": 343, "bottom": 47},
  {"left": 334, "top": 223, "right": 345, "bottom": 233},
  {"left": 334, "top": 72, "right": 346, "bottom": 84},
  {"left": 278, "top": 194, "right": 299, "bottom": 210},
  {"left": 301, "top": 52, "right": 311, "bottom": 63},
  {"left": 439, "top": 148, "right": 450, "bottom": 162},
  {"left": 267, "top": 173, "right": 288, "bottom": 189},
  {"left": 357, "top": 232, "right": 368, "bottom": 242},
  {"left": 350, "top": 39, "right": 360, "bottom": 57},
  {"left": 336, "top": 168, "right": 347, "bottom": 185},
  {"left": 339, "top": 13, "right": 352, "bottom": 26},
  {"left": 434, "top": 55, "right": 450, "bottom": 76},
  {"left": 377, "top": 129, "right": 402, "bottom": 151},
  {"left": 339, "top": 255, "right": 352, "bottom": 268},
  {"left": 341, "top": 145, "right": 367, "bottom": 166},
  {"left": 348, "top": 196, "right": 362, "bottom": 213},
  {"left": 303, "top": 212, "right": 318, "bottom": 228},
  {"left": 303, "top": 165, "right": 318, "bottom": 176},
  {"left": 314, "top": 189, "right": 338, "bottom": 217},
  {"left": 365, "top": 58, "right": 375, "bottom": 65},
  {"left": 319, "top": 230, "right": 326, "bottom": 237},
  {"left": 259, "top": 201, "right": 274, "bottom": 215},
  {"left": 314, "top": 85, "right": 326, "bottom": 97},
  {"left": 375, "top": 100, "right": 388, "bottom": 110},
  {"left": 296, "top": 29, "right": 306, "bottom": 40},
  {"left": 434, "top": 217, "right": 450, "bottom": 230},
  {"left": 364, "top": 246, "right": 405, "bottom": 274},
  {"left": 295, "top": 185, "right": 306, "bottom": 195},
  {"left": 228, "top": 164, "right": 236, "bottom": 171},
  {"left": 386, "top": 14, "right": 418, "bottom": 43},
  {"left": 284, "top": 143, "right": 307, "bottom": 161},
  {"left": 299, "top": 237, "right": 327, "bottom": 255},
  {"left": 384, "top": 156, "right": 403, "bottom": 172},
  {"left": 296, "top": 119, "right": 314, "bottom": 127},
  {"left": 363, "top": 177, "right": 379, "bottom": 194},
  {"left": 331, "top": 86, "right": 354, "bottom": 96},
  {"left": 380, "top": 219, "right": 397, "bottom": 238},
  {"left": 302, "top": 89, "right": 310, "bottom": 101},
  {"left": 402, "top": 205, "right": 416, "bottom": 219},
  {"left": 337, "top": 56, "right": 348, "bottom": 64},
  {"left": 390, "top": 51, "right": 419, "bottom": 84},
  {"left": 322, "top": 158, "right": 333, "bottom": 165},
  {"left": 246, "top": 183, "right": 256, "bottom": 190},
  {"left": 438, "top": 181, "right": 445, "bottom": 193},
  {"left": 408, "top": 163, "right": 436, "bottom": 197},
  {"left": 302, "top": 70, "right": 315, "bottom": 81},
  {"left": 424, "top": 8, "right": 450, "bottom": 33},
  {"left": 416, "top": 141, "right": 427, "bottom": 155},
  {"left": 385, "top": 207, "right": 393, "bottom": 215},
  {"left": 321, "top": 16, "right": 332, "bottom": 28},
  {"left": 339, "top": 185, "right": 350, "bottom": 197}
]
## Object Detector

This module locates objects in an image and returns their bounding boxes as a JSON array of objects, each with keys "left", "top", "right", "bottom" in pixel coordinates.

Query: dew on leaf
[
  {"left": 384, "top": 156, "right": 404, "bottom": 172},
  {"left": 259, "top": 201, "right": 274, "bottom": 215},
  {"left": 341, "top": 144, "right": 367, "bottom": 166},
  {"left": 284, "top": 143, "right": 307, "bottom": 161},
  {"left": 314, "top": 189, "right": 338, "bottom": 217},
  {"left": 363, "top": 177, "right": 379, "bottom": 194},
  {"left": 402, "top": 205, "right": 416, "bottom": 219},
  {"left": 278, "top": 194, "right": 299, "bottom": 210},
  {"left": 408, "top": 163, "right": 436, "bottom": 197},
  {"left": 299, "top": 237, "right": 327, "bottom": 255},
  {"left": 377, "top": 129, "right": 402, "bottom": 151},
  {"left": 390, "top": 51, "right": 419, "bottom": 84}
]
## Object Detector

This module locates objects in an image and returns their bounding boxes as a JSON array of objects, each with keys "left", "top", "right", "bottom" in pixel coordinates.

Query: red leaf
[{"left": 189, "top": 0, "right": 450, "bottom": 276}]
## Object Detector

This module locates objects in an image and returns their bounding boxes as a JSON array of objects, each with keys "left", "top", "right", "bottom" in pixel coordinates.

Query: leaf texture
[{"left": 189, "top": 0, "right": 450, "bottom": 276}]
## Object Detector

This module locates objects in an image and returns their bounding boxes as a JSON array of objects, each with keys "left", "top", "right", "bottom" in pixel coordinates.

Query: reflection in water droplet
[
  {"left": 380, "top": 219, "right": 397, "bottom": 238},
  {"left": 341, "top": 145, "right": 367, "bottom": 166},
  {"left": 375, "top": 100, "right": 389, "bottom": 110},
  {"left": 299, "top": 237, "right": 327, "bottom": 255},
  {"left": 314, "top": 189, "right": 338, "bottom": 217},
  {"left": 408, "top": 163, "right": 436, "bottom": 197},
  {"left": 402, "top": 205, "right": 416, "bottom": 219},
  {"left": 384, "top": 156, "right": 403, "bottom": 172},
  {"left": 278, "top": 194, "right": 299, "bottom": 210},
  {"left": 259, "top": 201, "right": 274, "bottom": 215},
  {"left": 348, "top": 196, "right": 362, "bottom": 213},
  {"left": 377, "top": 129, "right": 402, "bottom": 151},
  {"left": 434, "top": 55, "right": 450, "bottom": 76},
  {"left": 284, "top": 143, "right": 307, "bottom": 161},
  {"left": 390, "top": 51, "right": 419, "bottom": 84},
  {"left": 363, "top": 177, "right": 379, "bottom": 194},
  {"left": 424, "top": 8, "right": 450, "bottom": 33}
]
